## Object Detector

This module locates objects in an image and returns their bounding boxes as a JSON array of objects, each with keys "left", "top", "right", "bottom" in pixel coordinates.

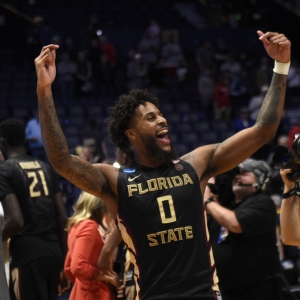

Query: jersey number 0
[{"left": 157, "top": 195, "right": 177, "bottom": 224}]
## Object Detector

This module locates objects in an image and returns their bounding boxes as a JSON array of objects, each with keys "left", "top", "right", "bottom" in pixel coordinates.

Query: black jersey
[
  {"left": 0, "top": 155, "right": 63, "bottom": 268},
  {"left": 117, "top": 160, "right": 220, "bottom": 300}
]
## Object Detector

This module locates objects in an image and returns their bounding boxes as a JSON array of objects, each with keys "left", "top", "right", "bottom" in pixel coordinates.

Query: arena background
[
  {"left": 1, "top": 1, "right": 300, "bottom": 299},
  {"left": 0, "top": 0, "right": 300, "bottom": 161}
]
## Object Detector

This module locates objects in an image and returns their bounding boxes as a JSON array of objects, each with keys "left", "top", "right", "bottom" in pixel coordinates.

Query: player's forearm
[
  {"left": 2, "top": 219, "right": 23, "bottom": 241},
  {"left": 37, "top": 85, "right": 71, "bottom": 171},
  {"left": 280, "top": 195, "right": 300, "bottom": 246},
  {"left": 254, "top": 72, "right": 286, "bottom": 140},
  {"left": 104, "top": 226, "right": 123, "bottom": 253}
]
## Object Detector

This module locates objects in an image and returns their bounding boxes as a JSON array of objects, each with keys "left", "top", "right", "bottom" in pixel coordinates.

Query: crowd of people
[
  {"left": 2, "top": 7, "right": 300, "bottom": 300},
  {"left": 18, "top": 17, "right": 300, "bottom": 169}
]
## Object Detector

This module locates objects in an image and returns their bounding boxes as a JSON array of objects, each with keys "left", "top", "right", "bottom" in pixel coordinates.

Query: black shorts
[{"left": 10, "top": 257, "right": 62, "bottom": 300}]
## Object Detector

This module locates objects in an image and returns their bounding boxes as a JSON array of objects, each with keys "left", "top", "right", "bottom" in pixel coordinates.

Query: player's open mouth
[{"left": 157, "top": 129, "right": 170, "bottom": 143}]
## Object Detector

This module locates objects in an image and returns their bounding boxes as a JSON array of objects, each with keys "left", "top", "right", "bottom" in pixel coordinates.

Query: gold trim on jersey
[
  {"left": 11, "top": 268, "right": 21, "bottom": 299},
  {"left": 204, "top": 209, "right": 220, "bottom": 291},
  {"left": 117, "top": 215, "right": 140, "bottom": 300}
]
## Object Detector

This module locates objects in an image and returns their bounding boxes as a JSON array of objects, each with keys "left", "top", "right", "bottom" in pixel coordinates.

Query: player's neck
[
  {"left": 134, "top": 154, "right": 164, "bottom": 168},
  {"left": 6, "top": 147, "right": 27, "bottom": 159}
]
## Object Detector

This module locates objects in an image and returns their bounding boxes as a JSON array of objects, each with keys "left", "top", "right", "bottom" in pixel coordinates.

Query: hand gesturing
[
  {"left": 257, "top": 31, "right": 291, "bottom": 63},
  {"left": 35, "top": 44, "right": 59, "bottom": 88}
]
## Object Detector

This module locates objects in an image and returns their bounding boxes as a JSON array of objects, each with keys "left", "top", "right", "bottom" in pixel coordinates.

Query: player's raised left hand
[{"left": 257, "top": 31, "right": 291, "bottom": 63}]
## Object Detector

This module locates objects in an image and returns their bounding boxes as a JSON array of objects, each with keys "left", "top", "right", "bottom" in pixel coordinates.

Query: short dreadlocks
[{"left": 106, "top": 89, "right": 159, "bottom": 151}]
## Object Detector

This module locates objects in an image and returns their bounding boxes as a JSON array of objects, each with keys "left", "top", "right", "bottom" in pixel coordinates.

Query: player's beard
[{"left": 140, "top": 133, "right": 178, "bottom": 166}]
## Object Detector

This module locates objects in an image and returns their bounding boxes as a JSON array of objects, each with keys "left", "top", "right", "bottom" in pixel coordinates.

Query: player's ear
[{"left": 125, "top": 129, "right": 136, "bottom": 141}]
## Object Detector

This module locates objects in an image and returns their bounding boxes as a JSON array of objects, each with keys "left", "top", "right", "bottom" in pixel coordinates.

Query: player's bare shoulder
[
  {"left": 93, "top": 163, "right": 119, "bottom": 194},
  {"left": 180, "top": 144, "right": 218, "bottom": 178}
]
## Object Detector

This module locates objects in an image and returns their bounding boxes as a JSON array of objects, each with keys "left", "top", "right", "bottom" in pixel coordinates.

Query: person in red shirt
[
  {"left": 64, "top": 192, "right": 119, "bottom": 300},
  {"left": 214, "top": 72, "right": 232, "bottom": 123},
  {"left": 99, "top": 35, "right": 117, "bottom": 65}
]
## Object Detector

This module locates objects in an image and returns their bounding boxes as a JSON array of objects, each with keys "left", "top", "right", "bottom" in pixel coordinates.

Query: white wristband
[{"left": 273, "top": 61, "right": 290, "bottom": 75}]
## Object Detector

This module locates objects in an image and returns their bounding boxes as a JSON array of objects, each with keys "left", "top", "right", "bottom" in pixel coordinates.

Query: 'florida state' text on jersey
[{"left": 117, "top": 160, "right": 220, "bottom": 300}]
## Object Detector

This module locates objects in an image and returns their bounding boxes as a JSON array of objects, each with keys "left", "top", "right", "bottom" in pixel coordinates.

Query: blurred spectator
[
  {"left": 214, "top": 39, "right": 230, "bottom": 71},
  {"left": 87, "top": 37, "right": 103, "bottom": 70},
  {"left": 220, "top": 53, "right": 242, "bottom": 80},
  {"left": 25, "top": 108, "right": 47, "bottom": 162},
  {"left": 230, "top": 69, "right": 253, "bottom": 114},
  {"left": 224, "top": 1, "right": 239, "bottom": 29},
  {"left": 97, "top": 54, "right": 116, "bottom": 96},
  {"left": 255, "top": 56, "right": 273, "bottom": 93},
  {"left": 287, "top": 60, "right": 300, "bottom": 106},
  {"left": 76, "top": 146, "right": 92, "bottom": 161},
  {"left": 195, "top": 40, "right": 216, "bottom": 73},
  {"left": 197, "top": 67, "right": 215, "bottom": 117},
  {"left": 75, "top": 51, "right": 93, "bottom": 97},
  {"left": 60, "top": 37, "right": 78, "bottom": 62},
  {"left": 86, "top": 38, "right": 103, "bottom": 95},
  {"left": 213, "top": 72, "right": 231, "bottom": 123},
  {"left": 72, "top": 146, "right": 95, "bottom": 201},
  {"left": 288, "top": 118, "right": 300, "bottom": 149},
  {"left": 176, "top": 57, "right": 190, "bottom": 95},
  {"left": 98, "top": 35, "right": 117, "bottom": 65},
  {"left": 81, "top": 117, "right": 108, "bottom": 163},
  {"left": 147, "top": 19, "right": 161, "bottom": 40},
  {"left": 137, "top": 29, "right": 160, "bottom": 66},
  {"left": 161, "top": 30, "right": 183, "bottom": 77},
  {"left": 248, "top": 84, "right": 268, "bottom": 120},
  {"left": 57, "top": 52, "right": 77, "bottom": 103},
  {"left": 233, "top": 107, "right": 255, "bottom": 133},
  {"left": 84, "top": 139, "right": 103, "bottom": 163},
  {"left": 161, "top": 31, "right": 183, "bottom": 96},
  {"left": 126, "top": 53, "right": 148, "bottom": 91}
]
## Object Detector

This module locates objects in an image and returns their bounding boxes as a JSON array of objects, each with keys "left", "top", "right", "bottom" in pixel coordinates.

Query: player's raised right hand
[{"left": 35, "top": 44, "right": 59, "bottom": 88}]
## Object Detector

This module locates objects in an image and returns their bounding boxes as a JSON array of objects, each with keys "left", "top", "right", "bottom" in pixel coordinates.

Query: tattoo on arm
[
  {"left": 38, "top": 89, "right": 106, "bottom": 194},
  {"left": 256, "top": 73, "right": 286, "bottom": 130},
  {"left": 38, "top": 90, "right": 69, "bottom": 166}
]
